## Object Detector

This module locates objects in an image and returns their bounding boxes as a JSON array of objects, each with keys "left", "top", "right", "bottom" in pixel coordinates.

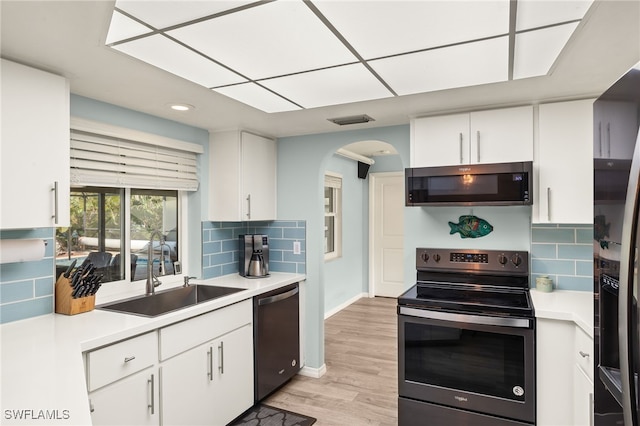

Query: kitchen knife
[
  {"left": 71, "top": 284, "right": 85, "bottom": 298},
  {"left": 62, "top": 259, "right": 77, "bottom": 278}
]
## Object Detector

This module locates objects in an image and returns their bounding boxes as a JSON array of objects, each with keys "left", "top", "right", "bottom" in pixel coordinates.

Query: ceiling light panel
[
  {"left": 112, "top": 34, "right": 247, "bottom": 87},
  {"left": 513, "top": 22, "right": 579, "bottom": 79},
  {"left": 313, "top": 0, "right": 510, "bottom": 59},
  {"left": 370, "top": 37, "right": 509, "bottom": 96},
  {"left": 516, "top": 0, "right": 593, "bottom": 31},
  {"left": 105, "top": 10, "right": 152, "bottom": 44},
  {"left": 260, "top": 64, "right": 393, "bottom": 109},
  {"left": 114, "top": 0, "right": 254, "bottom": 29},
  {"left": 213, "top": 83, "right": 302, "bottom": 113},
  {"left": 167, "top": 0, "right": 358, "bottom": 80}
]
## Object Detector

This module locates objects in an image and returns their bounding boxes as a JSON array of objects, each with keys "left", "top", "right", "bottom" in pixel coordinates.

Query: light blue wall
[
  {"left": 277, "top": 125, "right": 410, "bottom": 370},
  {"left": 70, "top": 95, "right": 209, "bottom": 277},
  {"left": 531, "top": 224, "right": 593, "bottom": 291},
  {"left": 323, "top": 154, "right": 368, "bottom": 314}
]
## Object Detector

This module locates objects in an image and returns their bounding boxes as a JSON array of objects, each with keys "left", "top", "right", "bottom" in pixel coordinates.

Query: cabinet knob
[
  {"left": 124, "top": 356, "right": 136, "bottom": 363},
  {"left": 579, "top": 350, "right": 590, "bottom": 358}
]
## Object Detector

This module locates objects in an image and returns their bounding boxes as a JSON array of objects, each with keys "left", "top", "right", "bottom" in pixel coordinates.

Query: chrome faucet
[{"left": 146, "top": 230, "right": 165, "bottom": 296}]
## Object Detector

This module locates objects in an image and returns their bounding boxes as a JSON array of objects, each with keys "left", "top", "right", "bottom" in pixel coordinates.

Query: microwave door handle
[{"left": 618, "top": 136, "right": 640, "bottom": 426}]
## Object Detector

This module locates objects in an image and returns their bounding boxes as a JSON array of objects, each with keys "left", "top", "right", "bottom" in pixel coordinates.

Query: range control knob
[
  {"left": 498, "top": 254, "right": 508, "bottom": 266},
  {"left": 421, "top": 253, "right": 430, "bottom": 262},
  {"left": 511, "top": 254, "right": 523, "bottom": 267},
  {"left": 433, "top": 254, "right": 441, "bottom": 263}
]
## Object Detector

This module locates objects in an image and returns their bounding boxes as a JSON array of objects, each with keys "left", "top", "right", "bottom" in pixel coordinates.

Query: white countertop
[
  {"left": 0, "top": 272, "right": 304, "bottom": 425},
  {"left": 530, "top": 288, "right": 594, "bottom": 337}
]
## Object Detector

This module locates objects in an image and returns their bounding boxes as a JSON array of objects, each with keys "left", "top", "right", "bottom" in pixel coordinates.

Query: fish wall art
[{"left": 448, "top": 215, "right": 493, "bottom": 239}]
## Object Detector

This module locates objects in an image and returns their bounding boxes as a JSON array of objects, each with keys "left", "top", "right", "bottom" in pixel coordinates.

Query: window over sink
[{"left": 56, "top": 188, "right": 179, "bottom": 284}]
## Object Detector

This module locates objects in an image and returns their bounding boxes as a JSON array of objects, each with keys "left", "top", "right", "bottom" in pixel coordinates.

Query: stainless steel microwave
[{"left": 405, "top": 161, "right": 533, "bottom": 206}]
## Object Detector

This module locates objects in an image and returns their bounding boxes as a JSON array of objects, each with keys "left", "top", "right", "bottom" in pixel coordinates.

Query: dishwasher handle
[{"left": 258, "top": 286, "right": 299, "bottom": 306}]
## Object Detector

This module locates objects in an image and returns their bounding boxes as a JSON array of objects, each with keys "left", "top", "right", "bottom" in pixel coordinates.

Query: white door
[{"left": 370, "top": 172, "right": 404, "bottom": 297}]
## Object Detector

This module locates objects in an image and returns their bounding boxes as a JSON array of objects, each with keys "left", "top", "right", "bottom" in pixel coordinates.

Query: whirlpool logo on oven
[{"left": 454, "top": 396, "right": 468, "bottom": 402}]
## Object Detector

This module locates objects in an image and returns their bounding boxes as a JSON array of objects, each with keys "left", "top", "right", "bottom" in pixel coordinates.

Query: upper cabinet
[
  {"left": 535, "top": 99, "right": 594, "bottom": 224},
  {"left": 411, "top": 105, "right": 534, "bottom": 167},
  {"left": 1, "top": 59, "right": 70, "bottom": 229},
  {"left": 209, "top": 131, "right": 277, "bottom": 221},
  {"left": 593, "top": 100, "right": 638, "bottom": 159}
]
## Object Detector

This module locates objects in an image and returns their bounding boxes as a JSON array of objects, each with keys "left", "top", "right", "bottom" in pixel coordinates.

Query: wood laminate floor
[{"left": 265, "top": 296, "right": 398, "bottom": 426}]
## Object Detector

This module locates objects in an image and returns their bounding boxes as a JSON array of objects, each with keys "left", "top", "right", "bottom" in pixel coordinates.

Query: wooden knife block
[{"left": 55, "top": 274, "right": 95, "bottom": 315}]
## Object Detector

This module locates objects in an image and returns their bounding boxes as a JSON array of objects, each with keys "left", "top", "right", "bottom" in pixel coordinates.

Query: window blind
[
  {"left": 70, "top": 130, "right": 199, "bottom": 191},
  {"left": 324, "top": 174, "right": 342, "bottom": 189}
]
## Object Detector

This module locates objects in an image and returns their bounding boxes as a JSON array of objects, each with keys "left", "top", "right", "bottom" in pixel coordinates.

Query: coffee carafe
[{"left": 239, "top": 234, "right": 270, "bottom": 278}]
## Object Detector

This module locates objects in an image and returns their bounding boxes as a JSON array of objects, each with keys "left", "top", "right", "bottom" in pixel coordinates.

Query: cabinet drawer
[
  {"left": 574, "top": 326, "right": 593, "bottom": 381},
  {"left": 87, "top": 332, "right": 157, "bottom": 391},
  {"left": 159, "top": 299, "right": 252, "bottom": 361}
]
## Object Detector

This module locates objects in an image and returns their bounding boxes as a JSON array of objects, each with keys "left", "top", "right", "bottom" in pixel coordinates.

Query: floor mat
[{"left": 229, "top": 404, "right": 316, "bottom": 426}]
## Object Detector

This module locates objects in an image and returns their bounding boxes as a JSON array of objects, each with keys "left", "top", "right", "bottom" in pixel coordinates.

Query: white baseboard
[
  {"left": 298, "top": 364, "right": 327, "bottom": 378},
  {"left": 324, "top": 292, "right": 368, "bottom": 319}
]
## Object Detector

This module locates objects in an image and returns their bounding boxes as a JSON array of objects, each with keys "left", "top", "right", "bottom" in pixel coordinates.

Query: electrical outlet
[{"left": 293, "top": 241, "right": 301, "bottom": 255}]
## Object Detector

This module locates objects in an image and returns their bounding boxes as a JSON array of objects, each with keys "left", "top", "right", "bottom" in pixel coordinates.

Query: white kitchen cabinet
[
  {"left": 410, "top": 106, "right": 533, "bottom": 167},
  {"left": 594, "top": 100, "right": 638, "bottom": 159},
  {"left": 1, "top": 59, "right": 70, "bottom": 229},
  {"left": 89, "top": 367, "right": 159, "bottom": 426},
  {"left": 573, "top": 326, "right": 594, "bottom": 426},
  {"left": 535, "top": 99, "right": 594, "bottom": 224},
  {"left": 160, "top": 299, "right": 254, "bottom": 425},
  {"left": 85, "top": 332, "right": 159, "bottom": 425},
  {"left": 161, "top": 324, "right": 253, "bottom": 425},
  {"left": 209, "top": 130, "right": 277, "bottom": 221}
]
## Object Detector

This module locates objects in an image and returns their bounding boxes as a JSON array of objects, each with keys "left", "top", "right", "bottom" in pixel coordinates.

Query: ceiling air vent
[{"left": 328, "top": 114, "right": 375, "bottom": 126}]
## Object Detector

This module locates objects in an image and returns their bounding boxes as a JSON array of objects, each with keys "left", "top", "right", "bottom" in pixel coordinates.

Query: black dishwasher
[{"left": 253, "top": 283, "right": 300, "bottom": 402}]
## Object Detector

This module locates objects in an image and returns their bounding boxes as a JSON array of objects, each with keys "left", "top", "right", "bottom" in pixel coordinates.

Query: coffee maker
[{"left": 239, "top": 234, "right": 270, "bottom": 278}]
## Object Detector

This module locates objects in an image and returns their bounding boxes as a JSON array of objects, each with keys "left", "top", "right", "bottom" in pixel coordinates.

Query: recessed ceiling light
[{"left": 169, "top": 103, "right": 194, "bottom": 111}]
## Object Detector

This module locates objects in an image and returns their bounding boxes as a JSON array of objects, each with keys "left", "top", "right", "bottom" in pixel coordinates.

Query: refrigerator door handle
[{"left": 618, "top": 131, "right": 640, "bottom": 426}]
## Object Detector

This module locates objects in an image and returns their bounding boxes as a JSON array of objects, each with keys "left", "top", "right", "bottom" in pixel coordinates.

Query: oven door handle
[{"left": 399, "top": 306, "right": 532, "bottom": 328}]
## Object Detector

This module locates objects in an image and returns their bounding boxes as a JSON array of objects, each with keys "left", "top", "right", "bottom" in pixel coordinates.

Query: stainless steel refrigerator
[{"left": 594, "top": 64, "right": 640, "bottom": 425}]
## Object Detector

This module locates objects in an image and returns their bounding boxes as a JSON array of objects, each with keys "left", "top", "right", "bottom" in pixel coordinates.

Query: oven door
[{"left": 398, "top": 306, "right": 535, "bottom": 424}]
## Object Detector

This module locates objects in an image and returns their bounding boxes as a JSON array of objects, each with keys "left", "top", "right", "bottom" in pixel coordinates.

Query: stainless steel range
[{"left": 398, "top": 248, "right": 535, "bottom": 426}]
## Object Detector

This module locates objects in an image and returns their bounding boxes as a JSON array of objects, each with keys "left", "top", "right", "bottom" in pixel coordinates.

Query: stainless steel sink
[{"left": 97, "top": 285, "right": 244, "bottom": 317}]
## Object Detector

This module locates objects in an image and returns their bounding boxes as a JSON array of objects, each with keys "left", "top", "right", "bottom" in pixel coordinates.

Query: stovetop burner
[{"left": 399, "top": 248, "right": 533, "bottom": 318}]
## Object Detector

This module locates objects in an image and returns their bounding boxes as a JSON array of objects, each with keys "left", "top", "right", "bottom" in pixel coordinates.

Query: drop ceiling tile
[
  {"left": 214, "top": 83, "right": 302, "bottom": 113},
  {"left": 105, "top": 10, "right": 152, "bottom": 44},
  {"left": 516, "top": 0, "right": 593, "bottom": 31},
  {"left": 114, "top": 0, "right": 253, "bottom": 29},
  {"left": 513, "top": 22, "right": 579, "bottom": 79},
  {"left": 167, "top": 0, "right": 357, "bottom": 80},
  {"left": 314, "top": 0, "right": 510, "bottom": 59},
  {"left": 112, "top": 34, "right": 247, "bottom": 87},
  {"left": 370, "top": 37, "right": 509, "bottom": 96},
  {"left": 260, "top": 63, "right": 393, "bottom": 109}
]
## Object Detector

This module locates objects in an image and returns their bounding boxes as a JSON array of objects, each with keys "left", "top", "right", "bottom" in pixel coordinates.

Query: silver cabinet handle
[
  {"left": 218, "top": 341, "right": 224, "bottom": 374},
  {"left": 207, "top": 346, "right": 213, "bottom": 381},
  {"left": 124, "top": 356, "right": 136, "bottom": 363},
  {"left": 89, "top": 399, "right": 94, "bottom": 413},
  {"left": 579, "top": 350, "right": 590, "bottom": 358},
  {"left": 52, "top": 181, "right": 59, "bottom": 223},
  {"left": 546, "top": 187, "right": 551, "bottom": 222},
  {"left": 598, "top": 122, "right": 603, "bottom": 157},
  {"left": 246, "top": 194, "right": 251, "bottom": 220},
  {"left": 147, "top": 374, "right": 155, "bottom": 415},
  {"left": 459, "top": 132, "right": 463, "bottom": 164},
  {"left": 607, "top": 122, "right": 611, "bottom": 158},
  {"left": 476, "top": 130, "right": 480, "bottom": 163},
  {"left": 589, "top": 392, "right": 594, "bottom": 426}
]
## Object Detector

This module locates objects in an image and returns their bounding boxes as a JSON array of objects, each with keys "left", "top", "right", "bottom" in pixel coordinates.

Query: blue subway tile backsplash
[
  {"left": 530, "top": 224, "right": 593, "bottom": 291},
  {"left": 202, "top": 220, "right": 306, "bottom": 279},
  {"left": 0, "top": 228, "right": 55, "bottom": 324}
]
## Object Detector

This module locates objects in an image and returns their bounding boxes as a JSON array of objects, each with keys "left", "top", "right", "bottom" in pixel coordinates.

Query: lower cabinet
[
  {"left": 89, "top": 367, "right": 159, "bottom": 426},
  {"left": 161, "top": 324, "right": 253, "bottom": 425},
  {"left": 573, "top": 364, "right": 593, "bottom": 426}
]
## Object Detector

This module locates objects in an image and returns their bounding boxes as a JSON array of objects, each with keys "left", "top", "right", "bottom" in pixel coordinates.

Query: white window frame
[{"left": 324, "top": 172, "right": 342, "bottom": 261}]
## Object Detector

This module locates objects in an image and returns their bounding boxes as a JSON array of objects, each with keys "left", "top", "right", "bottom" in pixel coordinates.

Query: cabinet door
[
  {"left": 410, "top": 114, "right": 469, "bottom": 167},
  {"left": 241, "top": 132, "right": 276, "bottom": 221},
  {"left": 89, "top": 367, "right": 159, "bottom": 426},
  {"left": 573, "top": 364, "right": 593, "bottom": 426},
  {"left": 161, "top": 324, "right": 254, "bottom": 426},
  {"left": 536, "top": 100, "right": 594, "bottom": 224},
  {"left": 211, "top": 324, "right": 254, "bottom": 425},
  {"left": 594, "top": 100, "right": 638, "bottom": 159},
  {"left": 1, "top": 59, "right": 70, "bottom": 229},
  {"left": 469, "top": 106, "right": 534, "bottom": 164}
]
